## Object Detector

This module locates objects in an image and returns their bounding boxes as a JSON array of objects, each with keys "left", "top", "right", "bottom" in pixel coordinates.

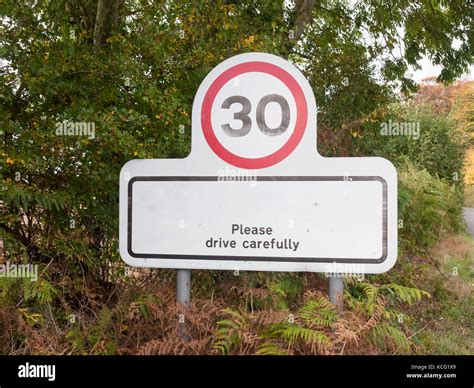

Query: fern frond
[
  {"left": 212, "top": 326, "right": 240, "bottom": 355},
  {"left": 360, "top": 282, "right": 379, "bottom": 303},
  {"left": 298, "top": 295, "right": 337, "bottom": 328},
  {"left": 215, "top": 318, "right": 242, "bottom": 331},
  {"left": 371, "top": 322, "right": 411, "bottom": 354},
  {"left": 270, "top": 323, "right": 331, "bottom": 348},
  {"left": 213, "top": 309, "right": 250, "bottom": 354},
  {"left": 257, "top": 342, "right": 288, "bottom": 355},
  {"left": 383, "top": 308, "right": 409, "bottom": 323},
  {"left": 0, "top": 276, "right": 19, "bottom": 299},
  {"left": 220, "top": 308, "right": 248, "bottom": 327},
  {"left": 380, "top": 284, "right": 430, "bottom": 304}
]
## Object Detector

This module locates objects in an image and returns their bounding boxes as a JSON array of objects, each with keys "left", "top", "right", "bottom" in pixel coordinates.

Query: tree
[
  {"left": 0, "top": 0, "right": 472, "bottom": 299},
  {"left": 414, "top": 77, "right": 472, "bottom": 116}
]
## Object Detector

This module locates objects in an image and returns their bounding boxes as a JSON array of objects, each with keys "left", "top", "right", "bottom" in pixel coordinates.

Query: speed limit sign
[
  {"left": 119, "top": 53, "right": 398, "bottom": 274},
  {"left": 201, "top": 60, "right": 307, "bottom": 169}
]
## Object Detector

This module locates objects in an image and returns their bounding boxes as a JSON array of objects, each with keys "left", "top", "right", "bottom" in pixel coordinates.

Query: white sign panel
[{"left": 120, "top": 53, "right": 397, "bottom": 273}]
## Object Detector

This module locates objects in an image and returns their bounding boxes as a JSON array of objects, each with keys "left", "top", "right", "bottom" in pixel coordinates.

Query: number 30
[{"left": 221, "top": 94, "right": 290, "bottom": 137}]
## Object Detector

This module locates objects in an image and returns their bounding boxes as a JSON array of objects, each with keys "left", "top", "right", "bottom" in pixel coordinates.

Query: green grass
[
  {"left": 414, "top": 235, "right": 474, "bottom": 355},
  {"left": 444, "top": 256, "right": 474, "bottom": 283},
  {"left": 464, "top": 185, "right": 474, "bottom": 207}
]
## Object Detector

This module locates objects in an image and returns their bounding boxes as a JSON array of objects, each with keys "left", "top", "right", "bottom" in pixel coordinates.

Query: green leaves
[
  {"left": 267, "top": 273, "right": 304, "bottom": 309},
  {"left": 298, "top": 293, "right": 338, "bottom": 328},
  {"left": 398, "top": 162, "right": 463, "bottom": 253},
  {"left": 349, "top": 280, "right": 430, "bottom": 307},
  {"left": 380, "top": 283, "right": 430, "bottom": 305},
  {"left": 213, "top": 308, "right": 251, "bottom": 355},
  {"left": 24, "top": 278, "right": 58, "bottom": 305},
  {"left": 0, "top": 0, "right": 470, "bottom": 356},
  {"left": 1, "top": 1, "right": 470, "bottom": 281},
  {"left": 2, "top": 184, "right": 70, "bottom": 212},
  {"left": 371, "top": 322, "right": 411, "bottom": 354},
  {"left": 270, "top": 324, "right": 331, "bottom": 349},
  {"left": 345, "top": 279, "right": 431, "bottom": 354},
  {"left": 213, "top": 291, "right": 337, "bottom": 355}
]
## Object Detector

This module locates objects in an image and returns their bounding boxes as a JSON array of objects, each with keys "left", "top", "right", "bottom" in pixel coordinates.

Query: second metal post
[
  {"left": 329, "top": 276, "right": 344, "bottom": 311},
  {"left": 177, "top": 269, "right": 191, "bottom": 338}
]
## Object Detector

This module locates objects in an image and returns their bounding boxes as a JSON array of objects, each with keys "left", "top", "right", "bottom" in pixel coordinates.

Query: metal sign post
[
  {"left": 329, "top": 276, "right": 344, "bottom": 311},
  {"left": 177, "top": 269, "right": 191, "bottom": 305},
  {"left": 176, "top": 269, "right": 191, "bottom": 338}
]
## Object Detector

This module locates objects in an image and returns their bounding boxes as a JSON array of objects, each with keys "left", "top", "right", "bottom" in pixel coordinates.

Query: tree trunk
[
  {"left": 93, "top": 0, "right": 122, "bottom": 48},
  {"left": 282, "top": 0, "right": 315, "bottom": 57}
]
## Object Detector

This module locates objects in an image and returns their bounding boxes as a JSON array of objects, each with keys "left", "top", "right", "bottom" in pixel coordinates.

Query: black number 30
[{"left": 221, "top": 94, "right": 290, "bottom": 137}]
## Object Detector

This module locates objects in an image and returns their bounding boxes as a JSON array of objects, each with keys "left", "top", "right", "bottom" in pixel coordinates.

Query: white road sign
[{"left": 119, "top": 52, "right": 397, "bottom": 274}]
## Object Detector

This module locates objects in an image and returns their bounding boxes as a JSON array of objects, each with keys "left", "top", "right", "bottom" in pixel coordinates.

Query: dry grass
[
  {"left": 133, "top": 298, "right": 225, "bottom": 355},
  {"left": 0, "top": 306, "right": 67, "bottom": 355},
  {"left": 2, "top": 234, "right": 470, "bottom": 356},
  {"left": 429, "top": 234, "right": 473, "bottom": 301},
  {"left": 463, "top": 148, "right": 474, "bottom": 207},
  {"left": 433, "top": 234, "right": 473, "bottom": 263},
  {"left": 465, "top": 185, "right": 474, "bottom": 207},
  {"left": 0, "top": 275, "right": 399, "bottom": 356},
  {"left": 464, "top": 148, "right": 474, "bottom": 186},
  {"left": 411, "top": 234, "right": 474, "bottom": 354}
]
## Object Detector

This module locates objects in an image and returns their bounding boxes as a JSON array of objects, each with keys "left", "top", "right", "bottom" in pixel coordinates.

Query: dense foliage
[{"left": 0, "top": 0, "right": 472, "bottom": 355}]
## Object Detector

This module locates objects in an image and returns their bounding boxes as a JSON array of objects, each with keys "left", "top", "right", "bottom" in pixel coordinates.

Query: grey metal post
[
  {"left": 177, "top": 269, "right": 191, "bottom": 304},
  {"left": 329, "top": 276, "right": 344, "bottom": 311},
  {"left": 177, "top": 269, "right": 191, "bottom": 338}
]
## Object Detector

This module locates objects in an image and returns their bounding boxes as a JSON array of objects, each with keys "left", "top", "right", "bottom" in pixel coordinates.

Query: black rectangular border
[{"left": 127, "top": 176, "right": 388, "bottom": 264}]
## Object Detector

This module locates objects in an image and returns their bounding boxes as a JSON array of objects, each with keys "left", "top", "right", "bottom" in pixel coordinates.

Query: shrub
[
  {"left": 353, "top": 103, "right": 466, "bottom": 185},
  {"left": 398, "top": 163, "right": 464, "bottom": 254}
]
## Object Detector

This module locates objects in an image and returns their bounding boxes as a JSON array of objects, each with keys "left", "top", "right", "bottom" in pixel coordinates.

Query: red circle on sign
[{"left": 201, "top": 61, "right": 308, "bottom": 169}]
